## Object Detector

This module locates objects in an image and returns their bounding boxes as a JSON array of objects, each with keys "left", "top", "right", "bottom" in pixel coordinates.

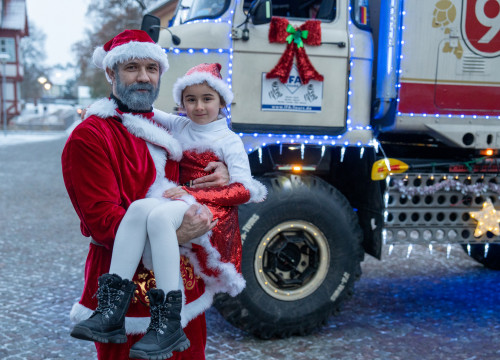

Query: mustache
[{"left": 128, "top": 83, "right": 155, "bottom": 92}]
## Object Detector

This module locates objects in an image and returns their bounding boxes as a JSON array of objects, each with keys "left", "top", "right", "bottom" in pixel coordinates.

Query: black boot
[
  {"left": 70, "top": 273, "right": 136, "bottom": 344},
  {"left": 129, "top": 289, "right": 190, "bottom": 360}
]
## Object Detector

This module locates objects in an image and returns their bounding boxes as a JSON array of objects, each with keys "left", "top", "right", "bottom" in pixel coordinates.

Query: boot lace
[
  {"left": 147, "top": 303, "right": 172, "bottom": 335},
  {"left": 93, "top": 283, "right": 125, "bottom": 318}
]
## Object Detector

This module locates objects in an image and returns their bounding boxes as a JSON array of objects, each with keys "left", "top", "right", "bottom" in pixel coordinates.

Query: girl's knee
[
  {"left": 147, "top": 206, "right": 174, "bottom": 231},
  {"left": 127, "top": 198, "right": 160, "bottom": 217},
  {"left": 147, "top": 202, "right": 187, "bottom": 233}
]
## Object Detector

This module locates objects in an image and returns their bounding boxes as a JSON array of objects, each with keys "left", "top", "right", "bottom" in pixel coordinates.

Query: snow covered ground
[
  {"left": 0, "top": 103, "right": 80, "bottom": 147},
  {"left": 0, "top": 131, "right": 69, "bottom": 147},
  {"left": 13, "top": 103, "right": 78, "bottom": 124}
]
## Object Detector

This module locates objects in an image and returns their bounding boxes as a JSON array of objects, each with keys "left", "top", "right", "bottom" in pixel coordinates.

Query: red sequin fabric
[{"left": 180, "top": 150, "right": 251, "bottom": 272}]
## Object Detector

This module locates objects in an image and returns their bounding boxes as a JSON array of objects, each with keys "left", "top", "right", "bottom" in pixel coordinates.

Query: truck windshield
[
  {"left": 174, "top": 0, "right": 230, "bottom": 24},
  {"left": 243, "top": 0, "right": 336, "bottom": 21}
]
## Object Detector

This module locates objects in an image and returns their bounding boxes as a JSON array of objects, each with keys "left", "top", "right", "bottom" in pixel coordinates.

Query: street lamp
[
  {"left": 0, "top": 52, "right": 10, "bottom": 136},
  {"left": 37, "top": 76, "right": 48, "bottom": 85}
]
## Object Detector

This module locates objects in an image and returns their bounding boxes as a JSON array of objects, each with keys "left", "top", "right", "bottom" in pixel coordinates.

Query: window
[
  {"left": 351, "top": 0, "right": 370, "bottom": 29},
  {"left": 0, "top": 38, "right": 16, "bottom": 62},
  {"left": 243, "top": 0, "right": 336, "bottom": 21},
  {"left": 175, "top": 0, "right": 231, "bottom": 24}
]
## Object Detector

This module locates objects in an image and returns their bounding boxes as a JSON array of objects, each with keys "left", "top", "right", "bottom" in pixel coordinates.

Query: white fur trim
[
  {"left": 83, "top": 98, "right": 118, "bottom": 120},
  {"left": 173, "top": 72, "right": 234, "bottom": 106},
  {"left": 180, "top": 289, "right": 215, "bottom": 328},
  {"left": 179, "top": 141, "right": 225, "bottom": 157},
  {"left": 70, "top": 302, "right": 151, "bottom": 334},
  {"left": 92, "top": 47, "right": 107, "bottom": 72},
  {"left": 146, "top": 177, "right": 197, "bottom": 205},
  {"left": 93, "top": 41, "right": 169, "bottom": 83},
  {"left": 178, "top": 231, "right": 246, "bottom": 323},
  {"left": 231, "top": 176, "right": 268, "bottom": 203},
  {"left": 146, "top": 177, "right": 178, "bottom": 198},
  {"left": 146, "top": 143, "right": 168, "bottom": 179},
  {"left": 121, "top": 113, "right": 183, "bottom": 161}
]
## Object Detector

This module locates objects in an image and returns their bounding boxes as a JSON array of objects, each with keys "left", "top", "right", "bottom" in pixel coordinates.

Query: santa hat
[
  {"left": 93, "top": 29, "right": 169, "bottom": 83},
  {"left": 173, "top": 63, "right": 233, "bottom": 106}
]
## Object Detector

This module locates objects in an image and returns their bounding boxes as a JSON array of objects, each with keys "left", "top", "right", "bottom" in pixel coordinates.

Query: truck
[{"left": 141, "top": 0, "right": 500, "bottom": 339}]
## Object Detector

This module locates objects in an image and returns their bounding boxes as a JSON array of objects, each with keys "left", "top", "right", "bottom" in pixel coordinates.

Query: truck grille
[{"left": 383, "top": 173, "right": 500, "bottom": 245}]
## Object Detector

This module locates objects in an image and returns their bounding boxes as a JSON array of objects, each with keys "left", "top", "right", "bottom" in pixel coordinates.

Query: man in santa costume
[{"left": 61, "top": 29, "right": 229, "bottom": 360}]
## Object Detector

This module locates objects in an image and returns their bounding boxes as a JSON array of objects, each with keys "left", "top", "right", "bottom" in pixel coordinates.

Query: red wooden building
[{"left": 0, "top": 0, "right": 28, "bottom": 125}]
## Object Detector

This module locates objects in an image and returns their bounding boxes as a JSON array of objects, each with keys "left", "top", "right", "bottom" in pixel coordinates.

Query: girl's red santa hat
[
  {"left": 93, "top": 29, "right": 169, "bottom": 83},
  {"left": 173, "top": 63, "right": 233, "bottom": 107}
]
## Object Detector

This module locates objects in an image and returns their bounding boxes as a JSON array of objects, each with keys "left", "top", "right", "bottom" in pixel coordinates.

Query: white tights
[{"left": 109, "top": 198, "right": 189, "bottom": 293}]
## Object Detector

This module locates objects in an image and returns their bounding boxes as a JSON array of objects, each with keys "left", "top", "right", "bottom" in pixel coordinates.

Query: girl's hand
[{"left": 163, "top": 187, "right": 188, "bottom": 199}]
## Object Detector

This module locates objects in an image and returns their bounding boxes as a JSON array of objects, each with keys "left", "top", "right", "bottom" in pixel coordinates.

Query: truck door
[{"left": 231, "top": 0, "right": 349, "bottom": 135}]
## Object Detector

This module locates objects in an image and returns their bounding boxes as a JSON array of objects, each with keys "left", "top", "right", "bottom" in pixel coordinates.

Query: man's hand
[
  {"left": 191, "top": 161, "right": 230, "bottom": 188},
  {"left": 176, "top": 204, "right": 218, "bottom": 245}
]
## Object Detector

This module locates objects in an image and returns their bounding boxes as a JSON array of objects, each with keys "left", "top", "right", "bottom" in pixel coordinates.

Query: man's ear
[{"left": 106, "top": 68, "right": 116, "bottom": 82}]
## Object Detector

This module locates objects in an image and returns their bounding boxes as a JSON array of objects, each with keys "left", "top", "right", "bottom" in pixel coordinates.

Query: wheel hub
[{"left": 254, "top": 220, "right": 329, "bottom": 301}]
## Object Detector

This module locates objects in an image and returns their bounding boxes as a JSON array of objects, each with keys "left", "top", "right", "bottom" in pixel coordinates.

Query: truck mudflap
[
  {"left": 214, "top": 173, "right": 364, "bottom": 338},
  {"left": 383, "top": 172, "right": 500, "bottom": 269}
]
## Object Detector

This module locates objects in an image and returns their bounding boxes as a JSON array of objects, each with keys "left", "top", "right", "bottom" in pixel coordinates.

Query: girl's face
[{"left": 182, "top": 83, "right": 223, "bottom": 125}]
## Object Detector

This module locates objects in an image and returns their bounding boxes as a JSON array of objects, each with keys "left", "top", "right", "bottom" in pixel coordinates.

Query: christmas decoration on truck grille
[
  {"left": 469, "top": 198, "right": 500, "bottom": 237},
  {"left": 266, "top": 17, "right": 324, "bottom": 84}
]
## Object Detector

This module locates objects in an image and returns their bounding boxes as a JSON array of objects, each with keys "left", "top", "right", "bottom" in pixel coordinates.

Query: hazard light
[
  {"left": 479, "top": 149, "right": 497, "bottom": 156},
  {"left": 276, "top": 165, "right": 317, "bottom": 172}
]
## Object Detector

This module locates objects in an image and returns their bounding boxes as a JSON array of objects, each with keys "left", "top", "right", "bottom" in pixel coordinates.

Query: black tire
[
  {"left": 461, "top": 243, "right": 500, "bottom": 270},
  {"left": 214, "top": 174, "right": 364, "bottom": 339}
]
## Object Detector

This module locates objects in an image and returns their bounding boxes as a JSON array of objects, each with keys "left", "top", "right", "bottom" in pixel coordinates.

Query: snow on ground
[
  {"left": 15, "top": 103, "right": 78, "bottom": 124},
  {"left": 0, "top": 103, "right": 81, "bottom": 147},
  {"left": 0, "top": 131, "right": 68, "bottom": 147}
]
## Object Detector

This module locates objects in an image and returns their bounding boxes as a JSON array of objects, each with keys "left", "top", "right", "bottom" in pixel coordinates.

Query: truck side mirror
[
  {"left": 250, "top": 0, "right": 272, "bottom": 25},
  {"left": 141, "top": 14, "right": 161, "bottom": 43}
]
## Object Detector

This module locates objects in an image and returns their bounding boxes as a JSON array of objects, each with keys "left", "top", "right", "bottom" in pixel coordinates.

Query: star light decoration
[{"left": 469, "top": 199, "right": 500, "bottom": 237}]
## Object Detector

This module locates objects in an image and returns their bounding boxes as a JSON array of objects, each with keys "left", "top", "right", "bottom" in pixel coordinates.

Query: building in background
[
  {"left": 147, "top": 0, "right": 178, "bottom": 27},
  {"left": 0, "top": 0, "right": 28, "bottom": 125}
]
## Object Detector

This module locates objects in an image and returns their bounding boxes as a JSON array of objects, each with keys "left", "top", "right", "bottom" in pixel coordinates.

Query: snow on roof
[{"left": 1, "top": 0, "right": 27, "bottom": 33}]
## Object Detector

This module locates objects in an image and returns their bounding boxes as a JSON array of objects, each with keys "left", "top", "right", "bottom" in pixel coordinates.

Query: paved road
[{"left": 1, "top": 135, "right": 499, "bottom": 360}]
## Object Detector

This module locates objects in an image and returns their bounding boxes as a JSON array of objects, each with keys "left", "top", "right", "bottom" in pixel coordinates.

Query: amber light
[
  {"left": 276, "top": 165, "right": 317, "bottom": 172},
  {"left": 480, "top": 149, "right": 496, "bottom": 156}
]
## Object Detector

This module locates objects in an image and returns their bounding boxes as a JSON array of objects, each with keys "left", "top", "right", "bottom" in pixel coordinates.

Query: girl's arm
[
  {"left": 153, "top": 109, "right": 189, "bottom": 134},
  {"left": 182, "top": 182, "right": 251, "bottom": 207}
]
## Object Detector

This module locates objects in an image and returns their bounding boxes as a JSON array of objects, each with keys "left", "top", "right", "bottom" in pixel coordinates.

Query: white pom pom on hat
[
  {"left": 173, "top": 63, "right": 233, "bottom": 106},
  {"left": 92, "top": 29, "right": 169, "bottom": 83}
]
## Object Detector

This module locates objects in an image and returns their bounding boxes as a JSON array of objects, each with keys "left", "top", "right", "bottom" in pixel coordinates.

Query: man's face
[{"left": 108, "top": 58, "right": 161, "bottom": 111}]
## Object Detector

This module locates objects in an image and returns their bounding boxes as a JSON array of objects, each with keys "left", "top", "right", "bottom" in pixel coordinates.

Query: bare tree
[{"left": 20, "top": 22, "right": 49, "bottom": 104}]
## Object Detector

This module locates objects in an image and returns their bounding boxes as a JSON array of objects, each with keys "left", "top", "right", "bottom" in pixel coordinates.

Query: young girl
[{"left": 70, "top": 63, "right": 266, "bottom": 360}]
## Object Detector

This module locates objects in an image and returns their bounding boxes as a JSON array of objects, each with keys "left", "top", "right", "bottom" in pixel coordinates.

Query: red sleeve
[
  {"left": 61, "top": 126, "right": 125, "bottom": 250},
  {"left": 183, "top": 182, "right": 250, "bottom": 207}
]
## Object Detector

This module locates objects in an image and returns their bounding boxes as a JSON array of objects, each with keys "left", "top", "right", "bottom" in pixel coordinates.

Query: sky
[{"left": 25, "top": 0, "right": 90, "bottom": 67}]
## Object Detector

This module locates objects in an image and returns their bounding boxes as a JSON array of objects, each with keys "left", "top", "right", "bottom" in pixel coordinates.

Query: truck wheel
[
  {"left": 214, "top": 174, "right": 364, "bottom": 339},
  {"left": 462, "top": 244, "right": 500, "bottom": 270}
]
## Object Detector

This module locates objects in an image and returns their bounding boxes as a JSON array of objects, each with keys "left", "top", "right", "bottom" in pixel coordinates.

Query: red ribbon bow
[{"left": 266, "top": 17, "right": 324, "bottom": 84}]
